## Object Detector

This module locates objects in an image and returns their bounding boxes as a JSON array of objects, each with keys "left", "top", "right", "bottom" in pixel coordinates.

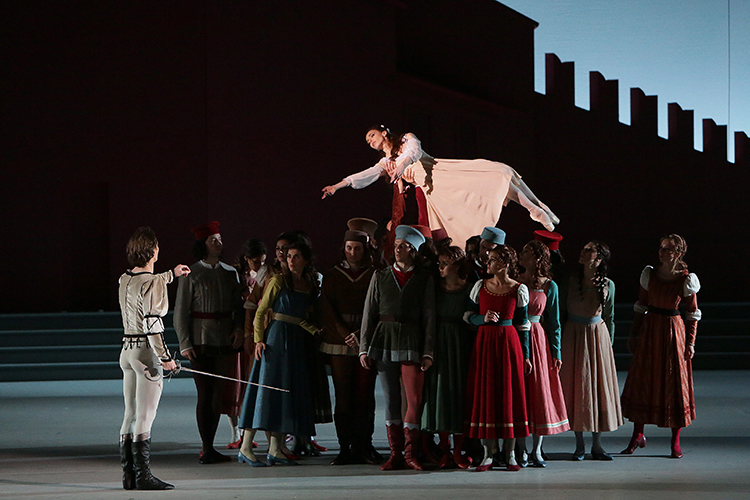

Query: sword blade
[{"left": 177, "top": 366, "right": 290, "bottom": 393}]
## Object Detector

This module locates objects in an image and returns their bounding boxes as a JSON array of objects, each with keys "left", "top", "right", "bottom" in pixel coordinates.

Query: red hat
[
  {"left": 534, "top": 229, "right": 563, "bottom": 251},
  {"left": 431, "top": 227, "right": 449, "bottom": 243},
  {"left": 192, "top": 221, "right": 220, "bottom": 240},
  {"left": 410, "top": 225, "right": 432, "bottom": 240}
]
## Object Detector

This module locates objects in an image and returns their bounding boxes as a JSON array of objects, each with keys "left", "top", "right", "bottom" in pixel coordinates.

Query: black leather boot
[
  {"left": 120, "top": 436, "right": 135, "bottom": 490},
  {"left": 331, "top": 413, "right": 352, "bottom": 465},
  {"left": 132, "top": 439, "right": 174, "bottom": 490}
]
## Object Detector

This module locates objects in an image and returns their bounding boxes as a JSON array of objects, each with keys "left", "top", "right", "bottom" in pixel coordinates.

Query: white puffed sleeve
[
  {"left": 684, "top": 273, "right": 701, "bottom": 296},
  {"left": 469, "top": 279, "right": 483, "bottom": 303},
  {"left": 639, "top": 266, "right": 653, "bottom": 290},
  {"left": 396, "top": 133, "right": 423, "bottom": 165},
  {"left": 515, "top": 284, "right": 531, "bottom": 332},
  {"left": 685, "top": 309, "right": 702, "bottom": 321},
  {"left": 516, "top": 283, "right": 529, "bottom": 307},
  {"left": 344, "top": 158, "right": 387, "bottom": 189}
]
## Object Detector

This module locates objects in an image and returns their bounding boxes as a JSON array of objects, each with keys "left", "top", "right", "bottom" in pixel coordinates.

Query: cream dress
[{"left": 344, "top": 133, "right": 559, "bottom": 245}]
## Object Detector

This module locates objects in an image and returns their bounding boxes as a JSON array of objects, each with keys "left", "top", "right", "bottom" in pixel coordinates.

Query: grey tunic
[{"left": 173, "top": 260, "right": 244, "bottom": 353}]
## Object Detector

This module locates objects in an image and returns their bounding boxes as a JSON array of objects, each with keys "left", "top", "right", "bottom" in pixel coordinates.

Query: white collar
[{"left": 392, "top": 263, "right": 415, "bottom": 273}]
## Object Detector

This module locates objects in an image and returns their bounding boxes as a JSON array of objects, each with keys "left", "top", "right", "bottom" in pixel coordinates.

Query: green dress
[{"left": 421, "top": 283, "right": 473, "bottom": 433}]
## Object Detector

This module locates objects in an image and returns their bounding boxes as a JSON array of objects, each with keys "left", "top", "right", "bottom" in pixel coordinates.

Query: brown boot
[
  {"left": 380, "top": 424, "right": 406, "bottom": 471},
  {"left": 403, "top": 427, "right": 425, "bottom": 471}
]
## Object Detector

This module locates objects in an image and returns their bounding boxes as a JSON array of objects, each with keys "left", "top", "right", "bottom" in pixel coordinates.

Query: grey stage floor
[{"left": 1, "top": 371, "right": 749, "bottom": 499}]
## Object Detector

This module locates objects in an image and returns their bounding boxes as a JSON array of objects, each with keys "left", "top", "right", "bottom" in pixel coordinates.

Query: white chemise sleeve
[
  {"left": 344, "top": 158, "right": 387, "bottom": 189},
  {"left": 469, "top": 280, "right": 483, "bottom": 303},
  {"left": 634, "top": 266, "right": 652, "bottom": 313},
  {"left": 684, "top": 273, "right": 702, "bottom": 321},
  {"left": 515, "top": 284, "right": 530, "bottom": 331},
  {"left": 462, "top": 280, "right": 484, "bottom": 324},
  {"left": 684, "top": 273, "right": 701, "bottom": 296}
]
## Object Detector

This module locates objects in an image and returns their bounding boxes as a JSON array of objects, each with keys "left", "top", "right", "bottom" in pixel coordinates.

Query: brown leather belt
[{"left": 191, "top": 311, "right": 232, "bottom": 320}]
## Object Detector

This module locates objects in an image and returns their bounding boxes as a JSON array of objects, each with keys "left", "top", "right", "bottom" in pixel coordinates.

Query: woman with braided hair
[
  {"left": 559, "top": 241, "right": 622, "bottom": 461},
  {"left": 321, "top": 125, "right": 559, "bottom": 247},
  {"left": 620, "top": 234, "right": 701, "bottom": 459}
]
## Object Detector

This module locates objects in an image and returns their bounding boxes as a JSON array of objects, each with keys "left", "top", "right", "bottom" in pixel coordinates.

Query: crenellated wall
[{"left": 0, "top": 0, "right": 746, "bottom": 312}]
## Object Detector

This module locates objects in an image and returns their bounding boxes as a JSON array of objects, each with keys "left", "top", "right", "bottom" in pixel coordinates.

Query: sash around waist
[
  {"left": 273, "top": 311, "right": 302, "bottom": 325},
  {"left": 569, "top": 314, "right": 602, "bottom": 324},
  {"left": 528, "top": 315, "right": 541, "bottom": 323},
  {"left": 485, "top": 319, "right": 513, "bottom": 326}
]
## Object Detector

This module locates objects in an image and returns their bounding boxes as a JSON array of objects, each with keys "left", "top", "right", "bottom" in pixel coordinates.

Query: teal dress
[
  {"left": 421, "top": 283, "right": 473, "bottom": 433},
  {"left": 238, "top": 280, "right": 316, "bottom": 436}
]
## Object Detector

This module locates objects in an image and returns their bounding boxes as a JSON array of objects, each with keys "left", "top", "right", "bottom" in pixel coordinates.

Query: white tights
[{"left": 119, "top": 341, "right": 163, "bottom": 439}]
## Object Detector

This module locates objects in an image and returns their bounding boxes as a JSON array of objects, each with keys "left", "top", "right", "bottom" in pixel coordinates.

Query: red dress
[
  {"left": 465, "top": 281, "right": 529, "bottom": 439},
  {"left": 621, "top": 267, "right": 700, "bottom": 428},
  {"left": 525, "top": 284, "right": 570, "bottom": 435}
]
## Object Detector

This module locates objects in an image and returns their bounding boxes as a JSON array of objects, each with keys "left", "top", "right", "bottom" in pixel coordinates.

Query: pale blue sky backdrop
[{"left": 500, "top": 0, "right": 749, "bottom": 162}]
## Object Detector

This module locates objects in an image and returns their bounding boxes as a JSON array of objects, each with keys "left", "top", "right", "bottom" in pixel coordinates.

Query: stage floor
[{"left": 1, "top": 371, "right": 749, "bottom": 500}]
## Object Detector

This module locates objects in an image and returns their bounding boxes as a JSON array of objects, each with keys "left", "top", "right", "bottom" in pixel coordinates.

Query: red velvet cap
[
  {"left": 192, "top": 221, "right": 220, "bottom": 240},
  {"left": 534, "top": 229, "right": 563, "bottom": 251},
  {"left": 411, "top": 225, "right": 432, "bottom": 240},
  {"left": 431, "top": 228, "right": 449, "bottom": 243}
]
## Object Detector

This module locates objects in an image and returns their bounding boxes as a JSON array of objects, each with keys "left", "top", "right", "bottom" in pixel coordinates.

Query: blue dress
[{"left": 238, "top": 276, "right": 316, "bottom": 436}]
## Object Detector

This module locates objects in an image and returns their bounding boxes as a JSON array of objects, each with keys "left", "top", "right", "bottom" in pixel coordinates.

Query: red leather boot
[
  {"left": 380, "top": 424, "right": 406, "bottom": 471},
  {"left": 404, "top": 427, "right": 425, "bottom": 471}
]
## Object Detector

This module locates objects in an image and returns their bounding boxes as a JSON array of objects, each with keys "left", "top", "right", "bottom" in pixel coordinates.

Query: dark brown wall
[{"left": 0, "top": 0, "right": 742, "bottom": 312}]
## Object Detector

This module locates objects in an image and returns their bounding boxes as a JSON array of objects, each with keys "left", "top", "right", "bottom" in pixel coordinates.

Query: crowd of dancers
[
  {"left": 116, "top": 125, "right": 700, "bottom": 490},
  {"left": 117, "top": 220, "right": 700, "bottom": 490}
]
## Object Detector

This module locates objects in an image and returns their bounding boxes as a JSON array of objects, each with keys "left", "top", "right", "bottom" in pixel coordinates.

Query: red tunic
[{"left": 465, "top": 283, "right": 529, "bottom": 439}]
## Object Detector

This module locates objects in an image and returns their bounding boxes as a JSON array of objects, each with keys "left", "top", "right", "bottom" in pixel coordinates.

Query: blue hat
[
  {"left": 394, "top": 225, "right": 426, "bottom": 251},
  {"left": 480, "top": 226, "right": 506, "bottom": 245}
]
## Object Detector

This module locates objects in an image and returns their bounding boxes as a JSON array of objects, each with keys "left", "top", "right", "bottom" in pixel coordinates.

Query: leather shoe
[
  {"left": 238, "top": 451, "right": 267, "bottom": 467},
  {"left": 620, "top": 434, "right": 647, "bottom": 454},
  {"left": 529, "top": 456, "right": 547, "bottom": 468},
  {"left": 199, "top": 449, "right": 232, "bottom": 464},
  {"left": 591, "top": 450, "right": 613, "bottom": 461},
  {"left": 330, "top": 449, "right": 352, "bottom": 466},
  {"left": 474, "top": 462, "right": 493, "bottom": 472},
  {"left": 570, "top": 450, "right": 585, "bottom": 461},
  {"left": 267, "top": 453, "right": 298, "bottom": 466}
]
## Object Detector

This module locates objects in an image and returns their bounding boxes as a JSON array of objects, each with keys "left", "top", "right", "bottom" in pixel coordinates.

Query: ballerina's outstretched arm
[{"left": 321, "top": 161, "right": 388, "bottom": 199}]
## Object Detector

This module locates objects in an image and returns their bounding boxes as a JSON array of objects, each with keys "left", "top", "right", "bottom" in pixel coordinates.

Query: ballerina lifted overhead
[{"left": 322, "top": 125, "right": 559, "bottom": 246}]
